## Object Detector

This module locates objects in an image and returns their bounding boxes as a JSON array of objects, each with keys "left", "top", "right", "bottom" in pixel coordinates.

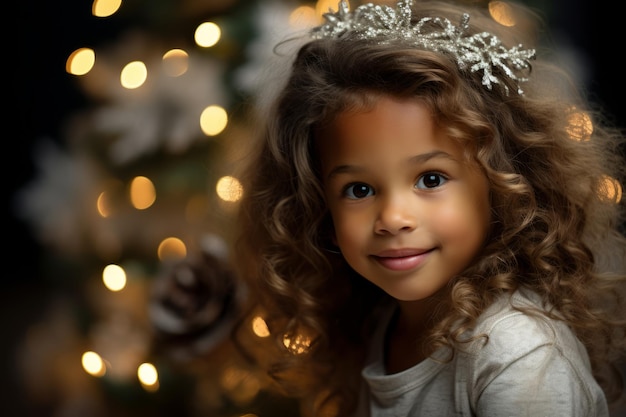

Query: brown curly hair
[{"left": 232, "top": 1, "right": 626, "bottom": 415}]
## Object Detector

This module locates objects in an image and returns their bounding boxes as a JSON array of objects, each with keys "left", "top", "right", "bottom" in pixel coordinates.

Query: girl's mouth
[{"left": 371, "top": 248, "right": 433, "bottom": 271}]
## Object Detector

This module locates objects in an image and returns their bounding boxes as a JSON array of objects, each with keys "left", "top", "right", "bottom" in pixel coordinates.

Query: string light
[
  {"left": 200, "top": 105, "right": 228, "bottom": 136},
  {"left": 102, "top": 264, "right": 127, "bottom": 291},
  {"left": 92, "top": 0, "right": 122, "bottom": 18},
  {"left": 120, "top": 61, "right": 148, "bottom": 89},
  {"left": 129, "top": 176, "right": 156, "bottom": 210},
  {"left": 66, "top": 48, "right": 96, "bottom": 76},
  {"left": 195, "top": 22, "right": 221, "bottom": 47},
  {"left": 216, "top": 176, "right": 243, "bottom": 202},
  {"left": 82, "top": 351, "right": 106, "bottom": 377},
  {"left": 157, "top": 237, "right": 187, "bottom": 260}
]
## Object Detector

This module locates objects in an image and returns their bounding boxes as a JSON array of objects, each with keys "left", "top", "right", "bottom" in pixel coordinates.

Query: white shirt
[{"left": 356, "top": 290, "right": 609, "bottom": 416}]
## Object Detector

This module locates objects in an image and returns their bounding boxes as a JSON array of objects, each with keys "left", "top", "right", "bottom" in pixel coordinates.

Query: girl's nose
[{"left": 374, "top": 194, "right": 417, "bottom": 235}]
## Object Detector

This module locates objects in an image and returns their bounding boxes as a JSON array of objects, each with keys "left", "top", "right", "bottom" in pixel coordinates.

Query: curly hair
[{"left": 233, "top": 1, "right": 626, "bottom": 414}]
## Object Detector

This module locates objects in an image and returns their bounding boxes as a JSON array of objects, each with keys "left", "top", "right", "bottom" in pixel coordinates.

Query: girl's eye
[
  {"left": 416, "top": 173, "right": 447, "bottom": 189},
  {"left": 344, "top": 183, "right": 374, "bottom": 199}
]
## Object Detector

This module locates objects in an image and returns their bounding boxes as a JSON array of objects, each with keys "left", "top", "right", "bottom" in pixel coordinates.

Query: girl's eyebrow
[
  {"left": 325, "top": 150, "right": 455, "bottom": 181},
  {"left": 408, "top": 150, "right": 456, "bottom": 164}
]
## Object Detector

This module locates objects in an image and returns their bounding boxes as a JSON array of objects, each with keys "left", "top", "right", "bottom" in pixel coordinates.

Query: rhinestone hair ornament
[{"left": 310, "top": 0, "right": 536, "bottom": 95}]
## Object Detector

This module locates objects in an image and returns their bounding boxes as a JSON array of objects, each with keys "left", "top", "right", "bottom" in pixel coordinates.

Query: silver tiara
[{"left": 310, "top": 0, "right": 536, "bottom": 95}]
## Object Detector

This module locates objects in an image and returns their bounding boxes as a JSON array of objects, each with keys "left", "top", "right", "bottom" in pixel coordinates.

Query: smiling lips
[{"left": 372, "top": 248, "right": 433, "bottom": 271}]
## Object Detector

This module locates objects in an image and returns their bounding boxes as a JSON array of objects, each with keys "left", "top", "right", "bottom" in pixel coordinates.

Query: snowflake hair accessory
[{"left": 310, "top": 0, "right": 536, "bottom": 95}]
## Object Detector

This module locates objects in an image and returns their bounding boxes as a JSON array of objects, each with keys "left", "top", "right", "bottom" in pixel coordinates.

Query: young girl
[{"left": 232, "top": 1, "right": 626, "bottom": 416}]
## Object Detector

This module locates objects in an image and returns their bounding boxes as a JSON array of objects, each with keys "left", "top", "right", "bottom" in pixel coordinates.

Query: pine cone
[{"left": 149, "top": 236, "right": 238, "bottom": 360}]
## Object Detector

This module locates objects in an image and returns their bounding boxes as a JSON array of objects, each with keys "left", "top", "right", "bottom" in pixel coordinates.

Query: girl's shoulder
[
  {"left": 457, "top": 290, "right": 608, "bottom": 416},
  {"left": 464, "top": 288, "right": 591, "bottom": 367}
]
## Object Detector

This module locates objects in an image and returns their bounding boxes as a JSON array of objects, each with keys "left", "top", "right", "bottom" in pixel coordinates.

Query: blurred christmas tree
[{"left": 9, "top": 0, "right": 332, "bottom": 415}]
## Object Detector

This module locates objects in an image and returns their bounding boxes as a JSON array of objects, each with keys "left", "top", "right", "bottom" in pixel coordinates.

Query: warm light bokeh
[
  {"left": 92, "top": 0, "right": 122, "bottom": 17},
  {"left": 195, "top": 22, "right": 221, "bottom": 47},
  {"left": 66, "top": 48, "right": 96, "bottom": 75},
  {"left": 82, "top": 351, "right": 106, "bottom": 377},
  {"left": 129, "top": 176, "right": 156, "bottom": 210},
  {"left": 102, "top": 264, "right": 127, "bottom": 291},
  {"left": 290, "top": 6, "right": 318, "bottom": 28},
  {"left": 162, "top": 49, "right": 189, "bottom": 77},
  {"left": 138, "top": 362, "right": 158, "bottom": 385},
  {"left": 566, "top": 110, "right": 593, "bottom": 141},
  {"left": 216, "top": 175, "right": 243, "bottom": 202},
  {"left": 599, "top": 175, "right": 623, "bottom": 203},
  {"left": 200, "top": 105, "right": 228, "bottom": 136},
  {"left": 283, "top": 332, "right": 312, "bottom": 355},
  {"left": 157, "top": 237, "right": 187, "bottom": 260},
  {"left": 488, "top": 1, "right": 516, "bottom": 27},
  {"left": 120, "top": 61, "right": 148, "bottom": 89},
  {"left": 251, "top": 316, "right": 270, "bottom": 338}
]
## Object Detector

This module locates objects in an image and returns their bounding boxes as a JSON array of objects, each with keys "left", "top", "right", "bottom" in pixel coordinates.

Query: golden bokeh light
[
  {"left": 290, "top": 6, "right": 318, "bottom": 28},
  {"left": 488, "top": 1, "right": 516, "bottom": 27},
  {"left": 97, "top": 191, "right": 111, "bottom": 217},
  {"left": 129, "top": 176, "right": 156, "bottom": 210},
  {"left": 120, "top": 61, "right": 148, "bottom": 89},
  {"left": 195, "top": 22, "right": 221, "bottom": 48},
  {"left": 96, "top": 179, "right": 124, "bottom": 217},
  {"left": 138, "top": 362, "right": 158, "bottom": 385},
  {"left": 138, "top": 362, "right": 159, "bottom": 391},
  {"left": 102, "top": 264, "right": 127, "bottom": 291},
  {"left": 216, "top": 175, "right": 243, "bottom": 202},
  {"left": 66, "top": 48, "right": 96, "bottom": 76},
  {"left": 251, "top": 316, "right": 270, "bottom": 337},
  {"left": 565, "top": 110, "right": 593, "bottom": 141},
  {"left": 162, "top": 48, "right": 189, "bottom": 77},
  {"left": 598, "top": 175, "right": 623, "bottom": 203},
  {"left": 92, "top": 0, "right": 122, "bottom": 17},
  {"left": 283, "top": 332, "right": 312, "bottom": 355},
  {"left": 82, "top": 351, "right": 106, "bottom": 377},
  {"left": 200, "top": 105, "right": 228, "bottom": 136},
  {"left": 157, "top": 237, "right": 187, "bottom": 260}
]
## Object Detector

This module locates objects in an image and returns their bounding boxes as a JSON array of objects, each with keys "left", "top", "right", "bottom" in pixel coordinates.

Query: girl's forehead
[{"left": 316, "top": 96, "right": 472, "bottom": 167}]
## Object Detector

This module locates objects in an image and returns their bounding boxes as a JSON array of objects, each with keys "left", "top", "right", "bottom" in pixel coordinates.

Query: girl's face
[{"left": 317, "top": 96, "right": 491, "bottom": 301}]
